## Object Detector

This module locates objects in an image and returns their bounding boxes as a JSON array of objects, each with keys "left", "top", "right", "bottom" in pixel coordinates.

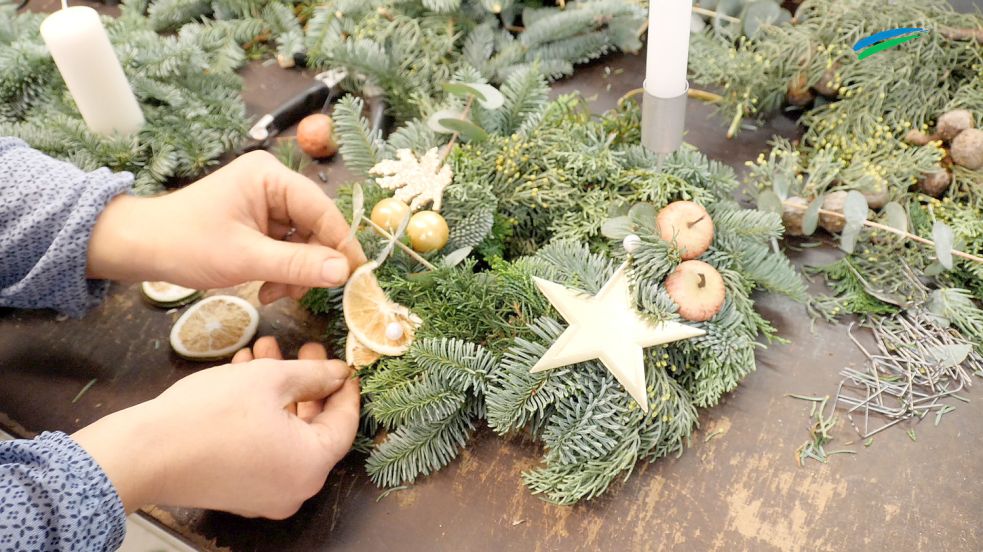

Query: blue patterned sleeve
[
  {"left": 0, "top": 432, "right": 127, "bottom": 550},
  {"left": 0, "top": 137, "right": 133, "bottom": 317}
]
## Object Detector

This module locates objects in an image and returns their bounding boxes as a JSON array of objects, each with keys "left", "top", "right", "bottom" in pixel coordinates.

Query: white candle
[
  {"left": 645, "top": 0, "right": 693, "bottom": 98},
  {"left": 40, "top": 6, "right": 144, "bottom": 136}
]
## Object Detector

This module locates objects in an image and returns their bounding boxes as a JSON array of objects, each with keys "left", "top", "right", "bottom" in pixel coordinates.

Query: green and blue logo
[{"left": 853, "top": 28, "right": 926, "bottom": 60}]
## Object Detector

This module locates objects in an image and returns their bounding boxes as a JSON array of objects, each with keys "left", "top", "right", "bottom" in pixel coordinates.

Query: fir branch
[{"left": 334, "top": 94, "right": 385, "bottom": 176}]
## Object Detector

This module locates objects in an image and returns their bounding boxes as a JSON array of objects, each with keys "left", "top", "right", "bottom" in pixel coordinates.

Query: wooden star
[{"left": 531, "top": 263, "right": 706, "bottom": 412}]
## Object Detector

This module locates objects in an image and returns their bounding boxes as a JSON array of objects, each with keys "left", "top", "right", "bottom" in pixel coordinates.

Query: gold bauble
[
  {"left": 406, "top": 211, "right": 449, "bottom": 253},
  {"left": 370, "top": 198, "right": 411, "bottom": 233}
]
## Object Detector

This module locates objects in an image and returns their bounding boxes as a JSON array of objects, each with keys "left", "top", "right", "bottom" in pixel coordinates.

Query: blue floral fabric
[
  {"left": 0, "top": 137, "right": 133, "bottom": 317},
  {"left": 1, "top": 137, "right": 131, "bottom": 550},
  {"left": 0, "top": 432, "right": 126, "bottom": 551}
]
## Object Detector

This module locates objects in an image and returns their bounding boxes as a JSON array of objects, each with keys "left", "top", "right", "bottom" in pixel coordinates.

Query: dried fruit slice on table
[
  {"left": 141, "top": 281, "right": 201, "bottom": 308},
  {"left": 170, "top": 295, "right": 259, "bottom": 360},
  {"left": 343, "top": 261, "right": 422, "bottom": 356}
]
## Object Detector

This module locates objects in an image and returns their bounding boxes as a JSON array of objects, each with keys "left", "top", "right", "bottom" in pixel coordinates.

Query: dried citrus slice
[
  {"left": 343, "top": 261, "right": 421, "bottom": 356},
  {"left": 141, "top": 281, "right": 201, "bottom": 308},
  {"left": 345, "top": 331, "right": 381, "bottom": 369},
  {"left": 169, "top": 295, "right": 259, "bottom": 360}
]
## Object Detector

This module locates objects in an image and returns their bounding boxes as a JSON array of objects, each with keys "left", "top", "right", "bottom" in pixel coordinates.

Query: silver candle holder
[{"left": 641, "top": 81, "right": 688, "bottom": 155}]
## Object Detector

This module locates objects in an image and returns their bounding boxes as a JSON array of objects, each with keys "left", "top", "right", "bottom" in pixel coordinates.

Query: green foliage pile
[
  {"left": 144, "top": 0, "right": 646, "bottom": 123},
  {"left": 0, "top": 2, "right": 251, "bottom": 193},
  {"left": 688, "top": 0, "right": 983, "bottom": 325},
  {"left": 304, "top": 68, "right": 807, "bottom": 504}
]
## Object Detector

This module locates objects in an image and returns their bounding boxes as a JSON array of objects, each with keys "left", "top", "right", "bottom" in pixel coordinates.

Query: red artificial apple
[
  {"left": 664, "top": 260, "right": 726, "bottom": 322},
  {"left": 656, "top": 201, "right": 714, "bottom": 260}
]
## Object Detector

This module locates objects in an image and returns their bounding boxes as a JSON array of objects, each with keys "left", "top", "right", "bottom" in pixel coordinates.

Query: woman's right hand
[{"left": 73, "top": 337, "right": 359, "bottom": 518}]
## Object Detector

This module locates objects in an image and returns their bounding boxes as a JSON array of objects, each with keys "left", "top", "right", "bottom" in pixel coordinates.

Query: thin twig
[
  {"left": 363, "top": 216, "right": 439, "bottom": 271},
  {"left": 782, "top": 200, "right": 983, "bottom": 264},
  {"left": 692, "top": 6, "right": 741, "bottom": 23}
]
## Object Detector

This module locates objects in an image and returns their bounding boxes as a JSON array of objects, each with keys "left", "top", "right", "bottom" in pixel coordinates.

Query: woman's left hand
[{"left": 86, "top": 151, "right": 366, "bottom": 303}]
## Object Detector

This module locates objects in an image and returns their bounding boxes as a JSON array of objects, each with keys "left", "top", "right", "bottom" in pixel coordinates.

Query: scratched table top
[{"left": 2, "top": 1, "right": 982, "bottom": 550}]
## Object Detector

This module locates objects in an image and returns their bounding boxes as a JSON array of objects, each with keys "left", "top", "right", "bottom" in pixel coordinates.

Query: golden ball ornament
[
  {"left": 406, "top": 211, "right": 449, "bottom": 253},
  {"left": 370, "top": 198, "right": 411, "bottom": 233},
  {"left": 296, "top": 114, "right": 338, "bottom": 159}
]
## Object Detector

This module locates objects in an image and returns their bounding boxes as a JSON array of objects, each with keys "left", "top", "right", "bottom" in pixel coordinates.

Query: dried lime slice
[
  {"left": 142, "top": 281, "right": 201, "bottom": 308},
  {"left": 169, "top": 295, "right": 259, "bottom": 360}
]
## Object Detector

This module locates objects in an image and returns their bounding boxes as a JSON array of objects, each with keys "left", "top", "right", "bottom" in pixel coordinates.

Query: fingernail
[{"left": 322, "top": 258, "right": 348, "bottom": 286}]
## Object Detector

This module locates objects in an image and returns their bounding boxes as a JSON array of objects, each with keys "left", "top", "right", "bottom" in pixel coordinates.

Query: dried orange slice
[
  {"left": 141, "top": 281, "right": 201, "bottom": 308},
  {"left": 343, "top": 261, "right": 421, "bottom": 356},
  {"left": 169, "top": 295, "right": 259, "bottom": 360},
  {"left": 345, "top": 331, "right": 381, "bottom": 368}
]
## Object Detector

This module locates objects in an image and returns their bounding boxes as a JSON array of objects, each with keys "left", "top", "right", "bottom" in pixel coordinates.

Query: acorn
[
  {"left": 936, "top": 109, "right": 974, "bottom": 141},
  {"left": 781, "top": 196, "right": 809, "bottom": 236},
  {"left": 917, "top": 170, "right": 952, "bottom": 197},
  {"left": 296, "top": 114, "right": 338, "bottom": 159},
  {"left": 819, "top": 190, "right": 848, "bottom": 233},
  {"left": 950, "top": 128, "right": 983, "bottom": 170},
  {"left": 787, "top": 73, "right": 814, "bottom": 107},
  {"left": 813, "top": 65, "right": 840, "bottom": 98},
  {"left": 905, "top": 129, "right": 937, "bottom": 147}
]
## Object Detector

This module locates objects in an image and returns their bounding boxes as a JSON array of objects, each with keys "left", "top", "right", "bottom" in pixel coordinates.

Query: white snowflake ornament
[{"left": 369, "top": 148, "right": 453, "bottom": 212}]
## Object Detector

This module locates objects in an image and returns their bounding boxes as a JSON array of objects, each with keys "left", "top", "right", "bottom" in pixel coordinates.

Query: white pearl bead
[
  {"left": 385, "top": 322, "right": 405, "bottom": 341},
  {"left": 623, "top": 234, "right": 642, "bottom": 253}
]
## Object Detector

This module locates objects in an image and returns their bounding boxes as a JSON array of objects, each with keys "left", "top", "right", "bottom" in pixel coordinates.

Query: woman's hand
[
  {"left": 72, "top": 337, "right": 359, "bottom": 518},
  {"left": 86, "top": 151, "right": 366, "bottom": 303}
]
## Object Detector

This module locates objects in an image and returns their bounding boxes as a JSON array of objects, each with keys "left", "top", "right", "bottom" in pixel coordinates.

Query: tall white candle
[
  {"left": 645, "top": 0, "right": 693, "bottom": 98},
  {"left": 40, "top": 6, "right": 144, "bottom": 136}
]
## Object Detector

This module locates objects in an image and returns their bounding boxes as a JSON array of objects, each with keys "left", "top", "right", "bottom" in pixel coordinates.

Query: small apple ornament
[
  {"left": 664, "top": 260, "right": 726, "bottom": 322},
  {"left": 406, "top": 211, "right": 449, "bottom": 253},
  {"left": 371, "top": 197, "right": 411, "bottom": 233},
  {"left": 296, "top": 113, "right": 338, "bottom": 159},
  {"left": 656, "top": 201, "right": 714, "bottom": 260}
]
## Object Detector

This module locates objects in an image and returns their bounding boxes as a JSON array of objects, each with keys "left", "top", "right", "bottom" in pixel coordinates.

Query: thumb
[
  {"left": 250, "top": 237, "right": 350, "bottom": 289},
  {"left": 310, "top": 376, "right": 360, "bottom": 454},
  {"left": 271, "top": 359, "right": 352, "bottom": 405}
]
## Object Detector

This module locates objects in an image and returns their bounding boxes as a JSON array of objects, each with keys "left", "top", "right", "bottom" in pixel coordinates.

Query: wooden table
[{"left": 3, "top": 2, "right": 981, "bottom": 550}]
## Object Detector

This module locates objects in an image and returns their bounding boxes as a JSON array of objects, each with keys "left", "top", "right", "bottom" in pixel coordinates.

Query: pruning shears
[{"left": 240, "top": 68, "right": 387, "bottom": 153}]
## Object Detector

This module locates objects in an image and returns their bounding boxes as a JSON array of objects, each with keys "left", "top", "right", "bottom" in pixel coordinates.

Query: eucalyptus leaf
[
  {"left": 933, "top": 221, "right": 955, "bottom": 270},
  {"left": 601, "top": 216, "right": 634, "bottom": 240},
  {"left": 757, "top": 190, "right": 783, "bottom": 215},
  {"left": 691, "top": 12, "right": 707, "bottom": 33},
  {"left": 628, "top": 202, "right": 658, "bottom": 230},
  {"left": 840, "top": 222, "right": 861, "bottom": 253},
  {"left": 924, "top": 344, "right": 972, "bottom": 369},
  {"left": 843, "top": 190, "right": 869, "bottom": 225},
  {"left": 469, "top": 83, "right": 505, "bottom": 110},
  {"left": 742, "top": 0, "right": 782, "bottom": 38},
  {"left": 438, "top": 118, "right": 489, "bottom": 142},
  {"left": 442, "top": 82, "right": 487, "bottom": 101},
  {"left": 802, "top": 195, "right": 823, "bottom": 236},
  {"left": 713, "top": 0, "right": 743, "bottom": 33},
  {"left": 443, "top": 247, "right": 473, "bottom": 267},
  {"left": 772, "top": 172, "right": 791, "bottom": 200},
  {"left": 923, "top": 261, "right": 944, "bottom": 277},
  {"left": 882, "top": 201, "right": 908, "bottom": 233},
  {"left": 427, "top": 109, "right": 464, "bottom": 133}
]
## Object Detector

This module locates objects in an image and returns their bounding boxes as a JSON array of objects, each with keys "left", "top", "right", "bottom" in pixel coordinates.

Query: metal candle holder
[{"left": 641, "top": 81, "right": 688, "bottom": 155}]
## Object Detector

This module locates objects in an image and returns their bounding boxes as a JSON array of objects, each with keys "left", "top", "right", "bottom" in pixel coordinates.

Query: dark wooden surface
[{"left": 3, "top": 2, "right": 982, "bottom": 550}]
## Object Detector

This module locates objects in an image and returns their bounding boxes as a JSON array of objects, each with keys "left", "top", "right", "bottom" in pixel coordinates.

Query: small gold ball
[
  {"left": 370, "top": 198, "right": 410, "bottom": 233},
  {"left": 406, "top": 211, "right": 449, "bottom": 253}
]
